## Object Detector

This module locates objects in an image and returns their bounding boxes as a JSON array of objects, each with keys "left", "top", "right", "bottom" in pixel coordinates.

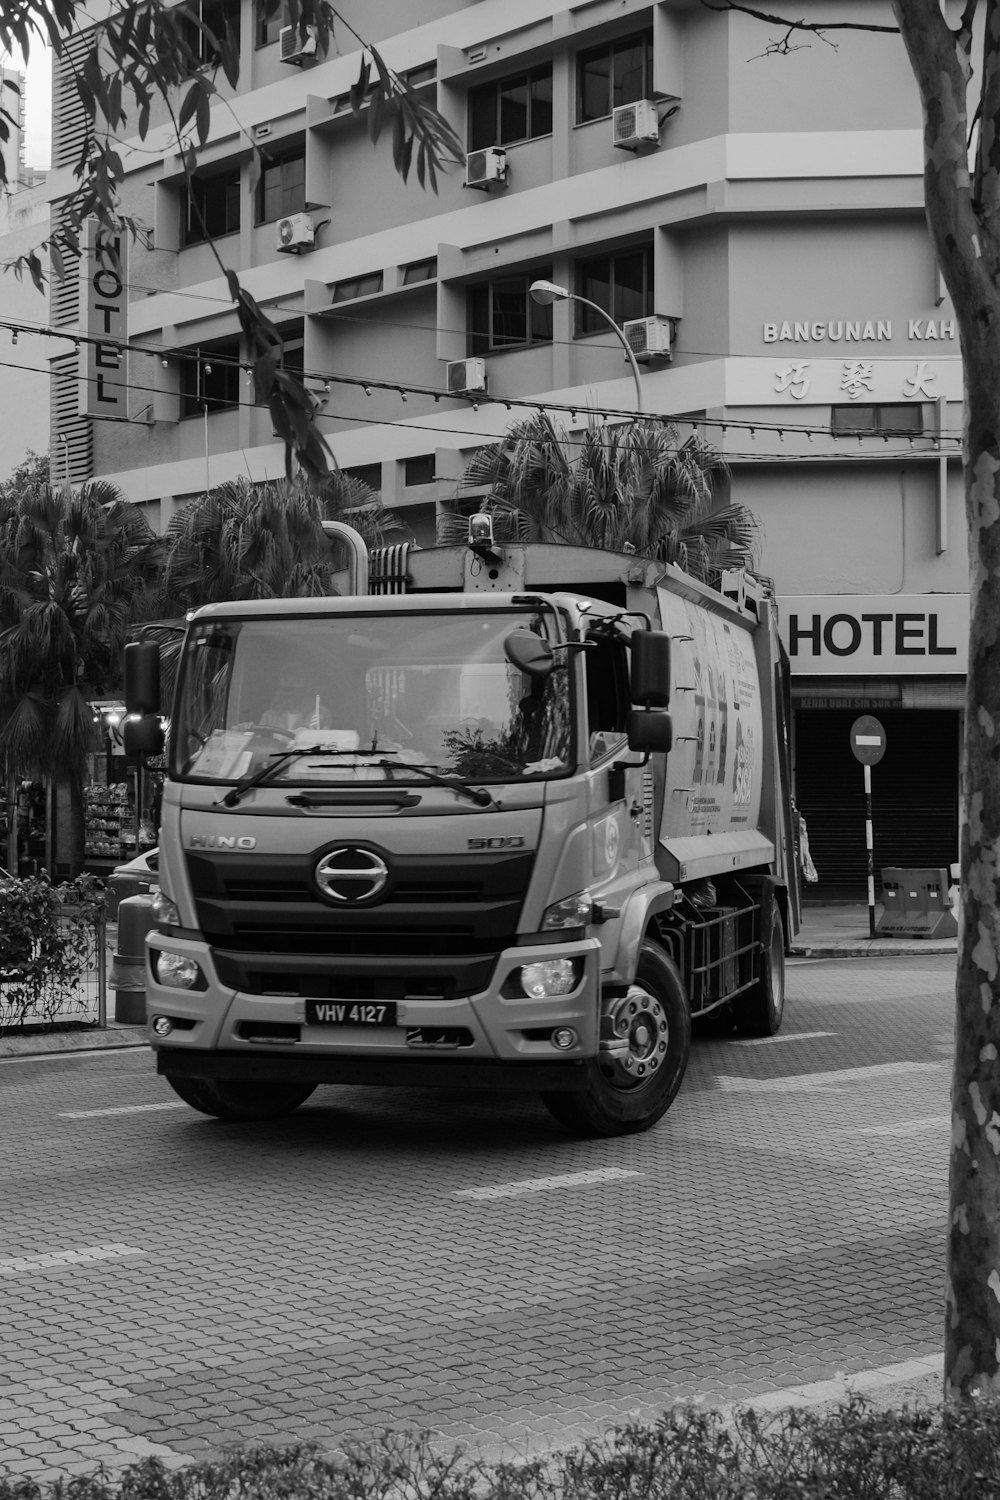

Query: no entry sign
[{"left": 850, "top": 714, "right": 887, "bottom": 766}]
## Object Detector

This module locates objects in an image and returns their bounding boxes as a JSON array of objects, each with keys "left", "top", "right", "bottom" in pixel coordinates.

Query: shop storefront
[{"left": 779, "top": 594, "right": 966, "bottom": 899}]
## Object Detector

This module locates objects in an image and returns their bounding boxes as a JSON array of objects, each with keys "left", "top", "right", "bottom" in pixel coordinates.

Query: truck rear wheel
[
  {"left": 735, "top": 903, "right": 785, "bottom": 1037},
  {"left": 540, "top": 941, "right": 691, "bottom": 1137},
  {"left": 165, "top": 1075, "right": 315, "bottom": 1121}
]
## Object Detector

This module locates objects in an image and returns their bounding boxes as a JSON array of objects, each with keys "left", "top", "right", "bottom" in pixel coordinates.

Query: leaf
[
  {"left": 349, "top": 57, "right": 371, "bottom": 113},
  {"left": 178, "top": 82, "right": 200, "bottom": 135}
]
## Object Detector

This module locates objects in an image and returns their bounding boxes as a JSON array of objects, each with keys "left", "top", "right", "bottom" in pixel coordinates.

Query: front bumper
[
  {"left": 145, "top": 929, "right": 603, "bottom": 1068},
  {"left": 156, "top": 1047, "right": 588, "bottom": 1092}
]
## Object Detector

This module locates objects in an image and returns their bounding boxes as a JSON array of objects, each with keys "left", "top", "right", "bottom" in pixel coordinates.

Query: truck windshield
[{"left": 171, "top": 609, "right": 573, "bottom": 787}]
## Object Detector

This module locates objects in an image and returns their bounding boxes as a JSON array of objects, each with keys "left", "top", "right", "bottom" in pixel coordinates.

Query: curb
[
  {"left": 791, "top": 942, "right": 956, "bottom": 959},
  {"left": 0, "top": 1026, "right": 149, "bottom": 1060}
]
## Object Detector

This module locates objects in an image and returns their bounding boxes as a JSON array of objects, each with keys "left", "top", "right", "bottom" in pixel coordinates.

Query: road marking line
[
  {"left": 0, "top": 1244, "right": 144, "bottom": 1277},
  {"left": 730, "top": 1031, "right": 835, "bottom": 1047},
  {"left": 454, "top": 1167, "right": 641, "bottom": 1200},
  {"left": 716, "top": 1060, "right": 944, "bottom": 1093},
  {"left": 59, "top": 1102, "right": 186, "bottom": 1118}
]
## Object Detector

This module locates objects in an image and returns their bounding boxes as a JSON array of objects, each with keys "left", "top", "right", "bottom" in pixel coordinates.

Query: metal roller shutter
[{"left": 794, "top": 708, "right": 959, "bottom": 899}]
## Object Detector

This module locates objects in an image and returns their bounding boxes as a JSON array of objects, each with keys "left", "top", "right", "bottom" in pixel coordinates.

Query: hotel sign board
[
  {"left": 778, "top": 594, "right": 969, "bottom": 675},
  {"left": 83, "top": 220, "right": 128, "bottom": 420}
]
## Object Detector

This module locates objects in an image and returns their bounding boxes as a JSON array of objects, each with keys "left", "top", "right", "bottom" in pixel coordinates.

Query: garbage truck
[{"left": 124, "top": 518, "right": 799, "bottom": 1137}]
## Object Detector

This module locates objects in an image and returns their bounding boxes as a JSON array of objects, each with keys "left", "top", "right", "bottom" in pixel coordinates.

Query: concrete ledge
[{"left": 0, "top": 1025, "right": 149, "bottom": 1059}]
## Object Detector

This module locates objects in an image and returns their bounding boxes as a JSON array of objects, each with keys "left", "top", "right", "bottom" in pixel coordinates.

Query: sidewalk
[{"left": 792, "top": 900, "right": 958, "bottom": 958}]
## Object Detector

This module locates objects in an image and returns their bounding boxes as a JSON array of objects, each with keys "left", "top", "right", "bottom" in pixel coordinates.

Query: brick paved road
[{"left": 0, "top": 954, "right": 953, "bottom": 1479}]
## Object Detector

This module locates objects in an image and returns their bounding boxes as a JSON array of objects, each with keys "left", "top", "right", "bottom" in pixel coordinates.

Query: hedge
[{"left": 3, "top": 1396, "right": 1000, "bottom": 1500}]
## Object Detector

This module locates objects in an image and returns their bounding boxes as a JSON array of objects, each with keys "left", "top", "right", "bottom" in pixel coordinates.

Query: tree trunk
[{"left": 891, "top": 0, "right": 1000, "bottom": 1398}]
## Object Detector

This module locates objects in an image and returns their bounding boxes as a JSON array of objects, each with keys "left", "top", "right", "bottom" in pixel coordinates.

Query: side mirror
[
  {"left": 505, "top": 629, "right": 554, "bottom": 679},
  {"left": 124, "top": 641, "right": 161, "bottom": 715},
  {"left": 630, "top": 630, "right": 671, "bottom": 710},
  {"left": 123, "top": 714, "right": 165, "bottom": 757},
  {"left": 628, "top": 708, "right": 672, "bottom": 755}
]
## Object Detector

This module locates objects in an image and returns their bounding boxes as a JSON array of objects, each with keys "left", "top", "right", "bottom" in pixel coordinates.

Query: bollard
[
  {"left": 877, "top": 867, "right": 958, "bottom": 940},
  {"left": 109, "top": 893, "right": 156, "bottom": 1024}
]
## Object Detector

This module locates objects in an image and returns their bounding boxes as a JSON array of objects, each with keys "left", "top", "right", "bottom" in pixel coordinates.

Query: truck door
[{"left": 584, "top": 634, "right": 652, "bottom": 883}]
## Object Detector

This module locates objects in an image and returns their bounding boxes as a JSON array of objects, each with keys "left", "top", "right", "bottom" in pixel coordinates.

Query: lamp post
[{"left": 528, "top": 278, "right": 644, "bottom": 413}]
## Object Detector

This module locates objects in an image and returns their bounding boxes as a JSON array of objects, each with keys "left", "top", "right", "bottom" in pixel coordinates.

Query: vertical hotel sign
[{"left": 83, "top": 220, "right": 128, "bottom": 419}]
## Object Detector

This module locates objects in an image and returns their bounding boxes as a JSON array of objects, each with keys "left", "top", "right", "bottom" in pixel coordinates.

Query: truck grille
[{"left": 185, "top": 847, "right": 534, "bottom": 999}]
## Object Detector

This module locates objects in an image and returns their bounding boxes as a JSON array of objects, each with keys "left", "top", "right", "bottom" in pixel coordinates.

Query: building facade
[{"left": 46, "top": 0, "right": 966, "bottom": 894}]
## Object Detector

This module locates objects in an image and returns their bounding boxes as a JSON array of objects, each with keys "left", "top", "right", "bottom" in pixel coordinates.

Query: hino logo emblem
[
  {"left": 188, "top": 834, "right": 257, "bottom": 849},
  {"left": 315, "top": 847, "right": 389, "bottom": 904}
]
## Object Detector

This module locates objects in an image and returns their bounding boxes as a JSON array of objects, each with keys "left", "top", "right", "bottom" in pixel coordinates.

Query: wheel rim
[{"left": 598, "top": 982, "right": 671, "bottom": 1090}]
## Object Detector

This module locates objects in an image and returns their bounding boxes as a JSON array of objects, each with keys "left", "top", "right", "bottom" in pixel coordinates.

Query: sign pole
[
  {"left": 849, "top": 715, "right": 887, "bottom": 939},
  {"left": 864, "top": 762, "right": 875, "bottom": 939}
]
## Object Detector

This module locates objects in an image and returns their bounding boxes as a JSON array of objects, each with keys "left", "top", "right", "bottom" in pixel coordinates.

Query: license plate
[{"left": 306, "top": 1000, "right": 397, "bottom": 1027}]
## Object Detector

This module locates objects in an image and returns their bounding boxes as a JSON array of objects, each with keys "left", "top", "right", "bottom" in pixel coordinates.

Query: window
[
  {"left": 405, "top": 454, "right": 436, "bottom": 486},
  {"left": 184, "top": 165, "right": 241, "bottom": 245},
  {"left": 401, "top": 258, "right": 437, "bottom": 285},
  {"left": 181, "top": 337, "right": 241, "bottom": 417},
  {"left": 576, "top": 246, "right": 653, "bottom": 333},
  {"left": 332, "top": 271, "right": 384, "bottom": 302},
  {"left": 255, "top": 0, "right": 281, "bottom": 46},
  {"left": 468, "top": 65, "right": 553, "bottom": 150},
  {"left": 469, "top": 267, "right": 554, "bottom": 355},
  {"left": 831, "top": 404, "right": 925, "bottom": 436},
  {"left": 256, "top": 141, "right": 305, "bottom": 223},
  {"left": 342, "top": 463, "right": 382, "bottom": 491},
  {"left": 585, "top": 637, "right": 630, "bottom": 762},
  {"left": 578, "top": 30, "right": 654, "bottom": 123},
  {"left": 181, "top": 0, "right": 240, "bottom": 68}
]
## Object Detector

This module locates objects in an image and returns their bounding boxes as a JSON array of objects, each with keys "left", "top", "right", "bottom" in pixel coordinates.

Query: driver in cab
[{"left": 260, "top": 664, "right": 332, "bottom": 733}]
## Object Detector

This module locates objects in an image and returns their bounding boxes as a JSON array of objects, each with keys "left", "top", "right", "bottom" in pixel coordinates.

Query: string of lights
[
  {"left": 0, "top": 313, "right": 968, "bottom": 453},
  {"left": 0, "top": 349, "right": 965, "bottom": 474}
]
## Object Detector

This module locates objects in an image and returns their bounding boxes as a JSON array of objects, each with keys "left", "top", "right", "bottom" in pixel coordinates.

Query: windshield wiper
[
  {"left": 377, "top": 757, "right": 496, "bottom": 808},
  {"left": 218, "top": 745, "right": 339, "bottom": 808},
  {"left": 219, "top": 745, "right": 498, "bottom": 810}
]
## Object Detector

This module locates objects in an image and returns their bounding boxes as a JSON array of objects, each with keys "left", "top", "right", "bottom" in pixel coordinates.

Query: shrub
[
  {"left": 0, "top": 871, "right": 106, "bottom": 1032},
  {"left": 5, "top": 1399, "right": 1000, "bottom": 1500}
]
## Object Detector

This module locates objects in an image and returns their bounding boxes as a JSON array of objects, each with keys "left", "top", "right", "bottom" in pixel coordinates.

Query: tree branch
[{"left": 701, "top": 0, "right": 898, "bottom": 52}]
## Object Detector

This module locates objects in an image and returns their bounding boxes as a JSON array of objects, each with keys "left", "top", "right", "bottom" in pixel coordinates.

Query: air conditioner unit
[
  {"left": 276, "top": 213, "right": 315, "bottom": 253},
  {"left": 464, "top": 146, "right": 507, "bottom": 189},
  {"left": 612, "top": 99, "right": 660, "bottom": 150},
  {"left": 279, "top": 23, "right": 317, "bottom": 63},
  {"left": 446, "top": 357, "right": 488, "bottom": 395},
  {"left": 623, "top": 316, "right": 673, "bottom": 362}
]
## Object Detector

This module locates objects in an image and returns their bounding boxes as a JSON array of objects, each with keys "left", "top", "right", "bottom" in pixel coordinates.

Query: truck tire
[
  {"left": 540, "top": 941, "right": 691, "bottom": 1137},
  {"left": 735, "top": 903, "right": 785, "bottom": 1037},
  {"left": 164, "top": 1074, "right": 315, "bottom": 1121}
]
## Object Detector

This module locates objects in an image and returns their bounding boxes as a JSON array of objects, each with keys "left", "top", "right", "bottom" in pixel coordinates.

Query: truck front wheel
[
  {"left": 165, "top": 1075, "right": 316, "bottom": 1121},
  {"left": 540, "top": 941, "right": 691, "bottom": 1137}
]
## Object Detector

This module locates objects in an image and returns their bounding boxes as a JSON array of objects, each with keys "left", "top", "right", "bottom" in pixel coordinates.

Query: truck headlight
[
  {"left": 541, "top": 893, "right": 592, "bottom": 931},
  {"left": 152, "top": 890, "right": 180, "bottom": 927},
  {"left": 518, "top": 958, "right": 581, "bottom": 999},
  {"left": 154, "top": 951, "right": 202, "bottom": 990}
]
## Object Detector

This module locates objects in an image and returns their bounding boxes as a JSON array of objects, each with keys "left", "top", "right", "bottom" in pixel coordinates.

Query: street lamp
[{"left": 529, "top": 278, "right": 644, "bottom": 413}]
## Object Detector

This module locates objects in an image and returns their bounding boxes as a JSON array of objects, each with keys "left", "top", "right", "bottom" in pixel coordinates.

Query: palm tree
[
  {"left": 159, "top": 473, "right": 407, "bottom": 615},
  {"left": 0, "top": 481, "right": 164, "bottom": 871},
  {"left": 448, "top": 412, "right": 757, "bottom": 585}
]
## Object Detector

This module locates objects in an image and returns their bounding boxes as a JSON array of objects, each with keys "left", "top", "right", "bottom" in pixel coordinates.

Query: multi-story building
[
  {"left": 0, "top": 67, "right": 51, "bottom": 480},
  {"left": 46, "top": 0, "right": 965, "bottom": 894}
]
